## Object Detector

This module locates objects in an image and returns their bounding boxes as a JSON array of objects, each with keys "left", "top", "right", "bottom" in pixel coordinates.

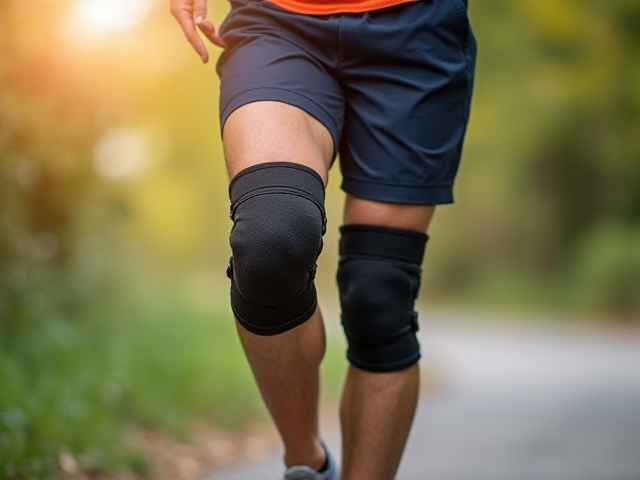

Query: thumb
[{"left": 193, "top": 0, "right": 208, "bottom": 23}]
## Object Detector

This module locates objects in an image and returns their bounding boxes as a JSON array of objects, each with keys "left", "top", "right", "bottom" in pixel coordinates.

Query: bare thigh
[
  {"left": 222, "top": 101, "right": 334, "bottom": 183},
  {"left": 344, "top": 195, "right": 436, "bottom": 234}
]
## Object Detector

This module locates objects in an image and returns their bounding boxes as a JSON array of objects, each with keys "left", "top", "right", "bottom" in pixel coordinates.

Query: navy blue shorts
[{"left": 217, "top": 0, "right": 476, "bottom": 205}]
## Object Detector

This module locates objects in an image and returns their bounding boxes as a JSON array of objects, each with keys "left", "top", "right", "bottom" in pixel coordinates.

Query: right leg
[
  {"left": 236, "top": 308, "right": 327, "bottom": 469},
  {"left": 216, "top": 2, "right": 344, "bottom": 473},
  {"left": 223, "top": 100, "right": 335, "bottom": 470}
]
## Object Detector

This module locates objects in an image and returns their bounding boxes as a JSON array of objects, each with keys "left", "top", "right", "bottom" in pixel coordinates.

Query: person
[{"left": 171, "top": 0, "right": 475, "bottom": 478}]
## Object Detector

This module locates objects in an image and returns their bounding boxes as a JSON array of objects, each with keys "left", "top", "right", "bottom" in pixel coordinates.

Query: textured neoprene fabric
[
  {"left": 338, "top": 224, "right": 428, "bottom": 372},
  {"left": 228, "top": 162, "right": 326, "bottom": 335}
]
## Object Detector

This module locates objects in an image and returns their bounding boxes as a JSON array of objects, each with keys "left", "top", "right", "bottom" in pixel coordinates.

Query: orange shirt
[{"left": 267, "top": 0, "right": 418, "bottom": 14}]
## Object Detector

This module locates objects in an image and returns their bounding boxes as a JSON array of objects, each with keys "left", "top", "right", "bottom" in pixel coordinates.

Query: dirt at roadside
[{"left": 58, "top": 423, "right": 280, "bottom": 480}]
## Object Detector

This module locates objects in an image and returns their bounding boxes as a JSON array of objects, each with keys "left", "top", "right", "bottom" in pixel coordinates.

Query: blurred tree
[
  {"left": 0, "top": 0, "right": 104, "bottom": 334},
  {"left": 441, "top": 0, "right": 640, "bottom": 316},
  {"left": 520, "top": 0, "right": 640, "bottom": 314}
]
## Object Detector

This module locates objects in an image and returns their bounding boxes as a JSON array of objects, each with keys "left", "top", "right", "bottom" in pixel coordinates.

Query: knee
[
  {"left": 227, "top": 162, "right": 326, "bottom": 335},
  {"left": 337, "top": 225, "right": 428, "bottom": 372},
  {"left": 230, "top": 196, "right": 323, "bottom": 306}
]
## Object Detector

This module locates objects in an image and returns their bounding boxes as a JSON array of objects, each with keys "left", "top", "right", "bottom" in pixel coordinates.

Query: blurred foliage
[
  {"left": 0, "top": 1, "right": 247, "bottom": 476},
  {"left": 1, "top": 0, "right": 639, "bottom": 477},
  {"left": 427, "top": 0, "right": 640, "bottom": 317},
  {"left": 0, "top": 285, "right": 267, "bottom": 478}
]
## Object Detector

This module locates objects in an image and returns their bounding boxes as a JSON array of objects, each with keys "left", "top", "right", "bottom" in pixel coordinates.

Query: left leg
[
  {"left": 339, "top": 196, "right": 435, "bottom": 480},
  {"left": 340, "top": 365, "right": 419, "bottom": 480},
  {"left": 335, "top": 0, "right": 475, "bottom": 475}
]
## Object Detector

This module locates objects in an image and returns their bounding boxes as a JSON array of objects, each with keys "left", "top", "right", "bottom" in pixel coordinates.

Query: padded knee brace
[
  {"left": 337, "top": 225, "right": 428, "bottom": 372},
  {"left": 227, "top": 162, "right": 326, "bottom": 335}
]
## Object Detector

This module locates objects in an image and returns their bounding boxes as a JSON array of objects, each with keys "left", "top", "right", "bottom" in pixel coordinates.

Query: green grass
[
  {"left": 0, "top": 283, "right": 267, "bottom": 478},
  {"left": 1, "top": 307, "right": 131, "bottom": 477},
  {"left": 111, "top": 290, "right": 266, "bottom": 433}
]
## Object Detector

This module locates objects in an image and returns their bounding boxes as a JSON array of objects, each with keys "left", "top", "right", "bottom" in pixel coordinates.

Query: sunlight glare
[
  {"left": 71, "top": 0, "right": 155, "bottom": 32},
  {"left": 94, "top": 128, "right": 149, "bottom": 180}
]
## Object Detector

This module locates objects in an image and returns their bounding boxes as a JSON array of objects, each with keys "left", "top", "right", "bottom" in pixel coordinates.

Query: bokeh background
[{"left": 1, "top": 0, "right": 639, "bottom": 477}]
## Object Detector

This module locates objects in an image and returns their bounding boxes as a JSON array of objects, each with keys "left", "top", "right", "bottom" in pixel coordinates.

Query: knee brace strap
[
  {"left": 227, "top": 162, "right": 326, "bottom": 336},
  {"left": 337, "top": 224, "right": 428, "bottom": 372}
]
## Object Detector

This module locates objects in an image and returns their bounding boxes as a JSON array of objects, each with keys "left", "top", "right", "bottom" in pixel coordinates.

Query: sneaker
[{"left": 284, "top": 442, "right": 339, "bottom": 480}]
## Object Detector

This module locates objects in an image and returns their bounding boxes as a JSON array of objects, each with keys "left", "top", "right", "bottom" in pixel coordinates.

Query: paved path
[{"left": 203, "top": 311, "right": 640, "bottom": 480}]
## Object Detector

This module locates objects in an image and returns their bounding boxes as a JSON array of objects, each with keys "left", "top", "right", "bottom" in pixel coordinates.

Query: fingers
[
  {"left": 170, "top": 0, "right": 227, "bottom": 62},
  {"left": 193, "top": 0, "right": 227, "bottom": 49},
  {"left": 170, "top": 0, "right": 209, "bottom": 63},
  {"left": 197, "top": 19, "right": 228, "bottom": 49},
  {"left": 193, "top": 0, "right": 208, "bottom": 20}
]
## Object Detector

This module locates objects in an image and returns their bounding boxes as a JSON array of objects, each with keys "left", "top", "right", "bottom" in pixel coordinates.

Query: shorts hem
[{"left": 342, "top": 177, "right": 454, "bottom": 205}]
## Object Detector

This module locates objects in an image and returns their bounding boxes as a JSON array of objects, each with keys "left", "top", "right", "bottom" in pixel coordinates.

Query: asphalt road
[{"left": 203, "top": 311, "right": 640, "bottom": 480}]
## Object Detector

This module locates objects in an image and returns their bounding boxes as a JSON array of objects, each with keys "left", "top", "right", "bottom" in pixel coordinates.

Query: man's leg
[
  {"left": 236, "top": 308, "right": 327, "bottom": 469},
  {"left": 339, "top": 196, "right": 435, "bottom": 480},
  {"left": 341, "top": 364, "right": 419, "bottom": 480},
  {"left": 223, "top": 100, "right": 334, "bottom": 469}
]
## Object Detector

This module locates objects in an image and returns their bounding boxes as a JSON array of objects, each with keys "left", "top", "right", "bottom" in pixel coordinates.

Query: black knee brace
[
  {"left": 227, "top": 162, "right": 326, "bottom": 335},
  {"left": 337, "top": 225, "right": 428, "bottom": 372}
]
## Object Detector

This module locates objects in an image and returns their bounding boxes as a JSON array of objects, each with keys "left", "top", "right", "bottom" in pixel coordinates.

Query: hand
[{"left": 170, "top": 0, "right": 227, "bottom": 63}]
